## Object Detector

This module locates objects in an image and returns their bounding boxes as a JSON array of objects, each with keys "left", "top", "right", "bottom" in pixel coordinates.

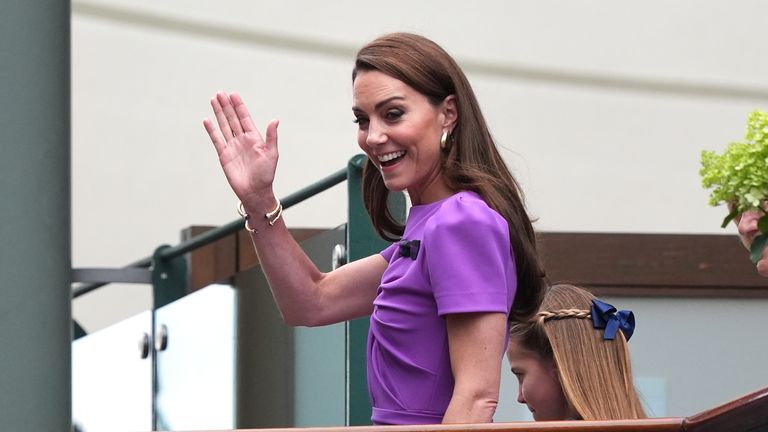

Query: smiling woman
[{"left": 202, "top": 32, "right": 546, "bottom": 426}]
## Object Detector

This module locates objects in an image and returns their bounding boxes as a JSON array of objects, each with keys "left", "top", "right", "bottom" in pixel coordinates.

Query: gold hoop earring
[{"left": 440, "top": 130, "right": 449, "bottom": 150}]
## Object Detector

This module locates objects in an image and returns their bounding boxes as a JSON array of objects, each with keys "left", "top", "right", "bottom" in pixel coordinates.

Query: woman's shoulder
[{"left": 425, "top": 190, "right": 507, "bottom": 232}]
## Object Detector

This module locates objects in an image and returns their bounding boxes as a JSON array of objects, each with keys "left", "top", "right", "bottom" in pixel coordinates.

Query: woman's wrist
[
  {"left": 239, "top": 191, "right": 278, "bottom": 216},
  {"left": 238, "top": 192, "right": 283, "bottom": 233}
]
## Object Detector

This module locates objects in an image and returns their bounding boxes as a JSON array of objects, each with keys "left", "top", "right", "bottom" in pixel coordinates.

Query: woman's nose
[{"left": 365, "top": 122, "right": 387, "bottom": 147}]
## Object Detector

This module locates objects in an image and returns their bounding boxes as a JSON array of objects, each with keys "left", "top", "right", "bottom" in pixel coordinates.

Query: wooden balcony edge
[
  {"left": 184, "top": 228, "right": 768, "bottom": 297},
  {"left": 175, "top": 384, "right": 768, "bottom": 432},
  {"left": 227, "top": 417, "right": 683, "bottom": 432},
  {"left": 683, "top": 385, "right": 768, "bottom": 431}
]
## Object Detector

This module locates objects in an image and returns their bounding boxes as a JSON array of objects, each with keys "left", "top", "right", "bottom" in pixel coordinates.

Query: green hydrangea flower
[
  {"left": 700, "top": 109, "right": 768, "bottom": 216},
  {"left": 701, "top": 109, "right": 768, "bottom": 263}
]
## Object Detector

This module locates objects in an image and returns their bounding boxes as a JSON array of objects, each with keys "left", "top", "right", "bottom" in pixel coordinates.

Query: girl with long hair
[{"left": 507, "top": 284, "right": 646, "bottom": 421}]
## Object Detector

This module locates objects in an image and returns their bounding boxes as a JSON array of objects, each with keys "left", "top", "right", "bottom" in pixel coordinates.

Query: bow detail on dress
[
  {"left": 590, "top": 299, "right": 635, "bottom": 341},
  {"left": 398, "top": 239, "right": 421, "bottom": 260}
]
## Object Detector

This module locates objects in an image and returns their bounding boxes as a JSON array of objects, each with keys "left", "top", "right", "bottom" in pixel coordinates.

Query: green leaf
[
  {"left": 721, "top": 208, "right": 739, "bottom": 228},
  {"left": 749, "top": 233, "right": 768, "bottom": 263},
  {"left": 759, "top": 215, "right": 768, "bottom": 234}
]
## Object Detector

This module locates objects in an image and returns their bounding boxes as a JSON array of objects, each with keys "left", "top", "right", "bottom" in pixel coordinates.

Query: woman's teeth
[{"left": 378, "top": 151, "right": 406, "bottom": 167}]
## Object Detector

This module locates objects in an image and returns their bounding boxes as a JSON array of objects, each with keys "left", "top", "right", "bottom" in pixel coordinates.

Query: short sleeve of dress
[
  {"left": 424, "top": 194, "right": 516, "bottom": 316},
  {"left": 380, "top": 242, "right": 399, "bottom": 263}
]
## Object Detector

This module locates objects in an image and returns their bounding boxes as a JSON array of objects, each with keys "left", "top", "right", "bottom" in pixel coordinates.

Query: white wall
[{"left": 71, "top": 0, "right": 768, "bottom": 423}]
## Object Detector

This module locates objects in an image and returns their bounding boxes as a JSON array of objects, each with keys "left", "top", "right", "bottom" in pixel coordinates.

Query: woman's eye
[
  {"left": 385, "top": 109, "right": 403, "bottom": 120},
  {"left": 353, "top": 117, "right": 369, "bottom": 126}
]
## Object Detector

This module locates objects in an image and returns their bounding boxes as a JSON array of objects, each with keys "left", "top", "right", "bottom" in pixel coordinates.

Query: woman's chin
[{"left": 381, "top": 180, "right": 406, "bottom": 193}]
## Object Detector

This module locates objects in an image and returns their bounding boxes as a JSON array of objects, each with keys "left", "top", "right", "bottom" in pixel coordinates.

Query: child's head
[
  {"left": 507, "top": 284, "right": 646, "bottom": 421},
  {"left": 507, "top": 326, "right": 577, "bottom": 420}
]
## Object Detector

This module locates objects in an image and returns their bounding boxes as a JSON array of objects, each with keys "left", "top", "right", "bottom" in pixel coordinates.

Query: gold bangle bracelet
[
  {"left": 237, "top": 199, "right": 283, "bottom": 233},
  {"left": 265, "top": 199, "right": 281, "bottom": 221},
  {"left": 243, "top": 217, "right": 257, "bottom": 233},
  {"left": 267, "top": 201, "right": 283, "bottom": 226}
]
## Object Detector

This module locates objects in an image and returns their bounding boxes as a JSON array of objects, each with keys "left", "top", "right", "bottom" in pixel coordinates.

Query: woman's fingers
[
  {"left": 205, "top": 91, "right": 273, "bottom": 159},
  {"left": 202, "top": 118, "right": 227, "bottom": 154},
  {"left": 211, "top": 95, "right": 234, "bottom": 141},
  {"left": 217, "top": 92, "right": 244, "bottom": 137},
  {"left": 231, "top": 92, "right": 258, "bottom": 133},
  {"left": 265, "top": 119, "right": 280, "bottom": 150}
]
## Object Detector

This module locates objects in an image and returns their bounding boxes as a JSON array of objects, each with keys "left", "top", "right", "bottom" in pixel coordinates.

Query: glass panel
[
  {"left": 154, "top": 283, "right": 236, "bottom": 431},
  {"left": 293, "top": 227, "right": 346, "bottom": 427},
  {"left": 72, "top": 310, "right": 153, "bottom": 432},
  {"left": 617, "top": 296, "right": 768, "bottom": 417},
  {"left": 233, "top": 226, "right": 346, "bottom": 428},
  {"left": 293, "top": 317, "right": 345, "bottom": 426},
  {"left": 74, "top": 227, "right": 347, "bottom": 431}
]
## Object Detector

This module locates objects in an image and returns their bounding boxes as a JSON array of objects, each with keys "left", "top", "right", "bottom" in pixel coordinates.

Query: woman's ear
[{"left": 441, "top": 95, "right": 458, "bottom": 131}]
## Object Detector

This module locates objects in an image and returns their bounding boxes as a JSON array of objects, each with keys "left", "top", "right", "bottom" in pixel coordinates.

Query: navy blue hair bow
[
  {"left": 398, "top": 239, "right": 420, "bottom": 260},
  {"left": 590, "top": 299, "right": 635, "bottom": 341}
]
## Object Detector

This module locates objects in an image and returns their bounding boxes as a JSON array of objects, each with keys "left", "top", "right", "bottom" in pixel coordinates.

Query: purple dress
[{"left": 368, "top": 191, "right": 517, "bottom": 425}]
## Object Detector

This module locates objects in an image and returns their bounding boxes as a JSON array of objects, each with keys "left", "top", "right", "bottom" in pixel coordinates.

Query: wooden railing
[
  {"left": 184, "top": 385, "right": 768, "bottom": 432},
  {"left": 187, "top": 230, "right": 768, "bottom": 297},
  {"left": 683, "top": 384, "right": 768, "bottom": 431},
  {"left": 538, "top": 232, "right": 768, "bottom": 297}
]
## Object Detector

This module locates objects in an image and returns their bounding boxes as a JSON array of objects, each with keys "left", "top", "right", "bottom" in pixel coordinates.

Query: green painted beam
[{"left": 0, "top": 1, "right": 72, "bottom": 430}]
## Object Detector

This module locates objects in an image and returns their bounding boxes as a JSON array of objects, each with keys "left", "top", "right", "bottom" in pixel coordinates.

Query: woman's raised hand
[{"left": 203, "top": 92, "right": 279, "bottom": 207}]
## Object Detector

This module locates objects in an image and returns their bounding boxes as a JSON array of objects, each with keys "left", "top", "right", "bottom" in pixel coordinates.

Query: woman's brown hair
[
  {"left": 352, "top": 32, "right": 545, "bottom": 321},
  {"left": 509, "top": 284, "right": 647, "bottom": 420}
]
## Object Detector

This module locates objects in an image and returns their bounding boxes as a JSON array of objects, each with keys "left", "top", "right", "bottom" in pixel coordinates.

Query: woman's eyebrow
[{"left": 352, "top": 95, "right": 406, "bottom": 113}]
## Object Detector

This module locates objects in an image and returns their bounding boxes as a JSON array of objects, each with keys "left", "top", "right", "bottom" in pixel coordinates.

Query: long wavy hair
[
  {"left": 352, "top": 32, "right": 545, "bottom": 321},
  {"left": 509, "top": 284, "right": 647, "bottom": 420}
]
